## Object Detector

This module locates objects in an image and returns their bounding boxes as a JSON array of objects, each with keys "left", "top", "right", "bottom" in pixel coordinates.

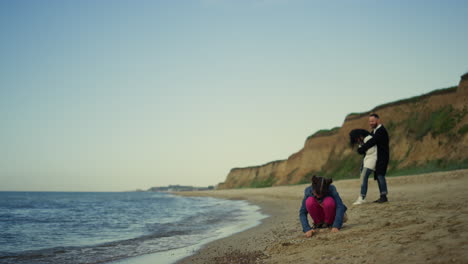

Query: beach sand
[{"left": 176, "top": 169, "right": 468, "bottom": 264}]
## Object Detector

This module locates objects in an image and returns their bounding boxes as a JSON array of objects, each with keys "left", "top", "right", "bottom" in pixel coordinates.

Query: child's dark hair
[
  {"left": 311, "top": 175, "right": 333, "bottom": 197},
  {"left": 349, "top": 129, "right": 371, "bottom": 148}
]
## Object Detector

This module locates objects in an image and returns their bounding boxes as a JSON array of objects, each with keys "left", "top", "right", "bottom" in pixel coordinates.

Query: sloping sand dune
[{"left": 177, "top": 169, "right": 468, "bottom": 264}]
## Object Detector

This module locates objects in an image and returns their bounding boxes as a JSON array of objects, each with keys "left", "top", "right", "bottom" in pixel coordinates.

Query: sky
[{"left": 1, "top": 0, "right": 467, "bottom": 192}]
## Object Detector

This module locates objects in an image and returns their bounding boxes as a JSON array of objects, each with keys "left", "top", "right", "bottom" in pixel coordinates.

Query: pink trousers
[{"left": 305, "top": 196, "right": 336, "bottom": 225}]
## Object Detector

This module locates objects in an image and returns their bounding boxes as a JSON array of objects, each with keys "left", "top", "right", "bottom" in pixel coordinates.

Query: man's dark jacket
[{"left": 358, "top": 125, "right": 390, "bottom": 177}]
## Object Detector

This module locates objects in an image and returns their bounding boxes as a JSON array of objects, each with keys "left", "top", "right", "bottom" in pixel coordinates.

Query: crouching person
[{"left": 299, "top": 175, "right": 347, "bottom": 237}]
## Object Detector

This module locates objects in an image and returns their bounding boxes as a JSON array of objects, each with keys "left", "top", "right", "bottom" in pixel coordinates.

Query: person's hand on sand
[
  {"left": 331, "top": 227, "right": 339, "bottom": 233},
  {"left": 305, "top": 229, "right": 315, "bottom": 237}
]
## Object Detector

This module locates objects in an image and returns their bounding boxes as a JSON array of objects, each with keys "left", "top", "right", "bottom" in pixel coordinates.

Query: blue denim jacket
[{"left": 299, "top": 185, "right": 347, "bottom": 232}]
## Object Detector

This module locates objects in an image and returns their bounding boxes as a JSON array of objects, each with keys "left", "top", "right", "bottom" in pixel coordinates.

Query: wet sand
[{"left": 176, "top": 169, "right": 468, "bottom": 264}]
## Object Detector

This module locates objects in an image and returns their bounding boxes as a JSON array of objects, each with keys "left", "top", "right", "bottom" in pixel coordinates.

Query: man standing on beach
[{"left": 358, "top": 113, "right": 389, "bottom": 203}]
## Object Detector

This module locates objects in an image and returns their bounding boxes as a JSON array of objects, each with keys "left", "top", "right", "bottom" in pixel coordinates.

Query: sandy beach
[{"left": 176, "top": 169, "right": 468, "bottom": 264}]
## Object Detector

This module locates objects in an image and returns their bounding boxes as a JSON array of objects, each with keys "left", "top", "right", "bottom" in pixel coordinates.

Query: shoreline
[
  {"left": 175, "top": 169, "right": 468, "bottom": 264},
  {"left": 174, "top": 187, "right": 297, "bottom": 264},
  {"left": 110, "top": 197, "right": 267, "bottom": 264}
]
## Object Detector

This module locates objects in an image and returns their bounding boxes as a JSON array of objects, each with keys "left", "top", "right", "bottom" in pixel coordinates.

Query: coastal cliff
[{"left": 219, "top": 74, "right": 468, "bottom": 189}]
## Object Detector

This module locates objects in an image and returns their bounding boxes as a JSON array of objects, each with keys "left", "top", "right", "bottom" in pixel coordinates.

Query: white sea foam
[{"left": 112, "top": 200, "right": 268, "bottom": 264}]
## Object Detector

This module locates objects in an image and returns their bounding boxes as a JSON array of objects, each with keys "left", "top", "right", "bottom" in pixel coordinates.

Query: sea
[{"left": 0, "top": 191, "right": 267, "bottom": 264}]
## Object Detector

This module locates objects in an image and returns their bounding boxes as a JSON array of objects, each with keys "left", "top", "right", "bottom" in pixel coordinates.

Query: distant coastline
[{"left": 136, "top": 185, "right": 215, "bottom": 192}]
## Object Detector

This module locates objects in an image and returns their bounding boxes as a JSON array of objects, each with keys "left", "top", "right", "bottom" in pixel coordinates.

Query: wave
[{"left": 1, "top": 227, "right": 199, "bottom": 264}]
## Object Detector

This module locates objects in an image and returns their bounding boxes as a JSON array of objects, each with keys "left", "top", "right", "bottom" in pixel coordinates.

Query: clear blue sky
[{"left": 1, "top": 0, "right": 467, "bottom": 191}]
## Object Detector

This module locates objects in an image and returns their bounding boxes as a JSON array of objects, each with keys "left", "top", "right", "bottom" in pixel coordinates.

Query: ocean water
[{"left": 0, "top": 191, "right": 267, "bottom": 264}]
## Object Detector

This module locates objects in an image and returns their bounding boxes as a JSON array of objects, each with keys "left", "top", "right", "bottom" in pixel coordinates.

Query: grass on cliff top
[
  {"left": 306, "top": 86, "right": 459, "bottom": 142},
  {"left": 231, "top": 159, "right": 286, "bottom": 171},
  {"left": 345, "top": 86, "right": 458, "bottom": 120},
  {"left": 462, "top": 72, "right": 468, "bottom": 80},
  {"left": 306, "top": 126, "right": 340, "bottom": 141}
]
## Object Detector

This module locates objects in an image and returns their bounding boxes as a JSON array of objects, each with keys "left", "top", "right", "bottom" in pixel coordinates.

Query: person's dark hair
[
  {"left": 311, "top": 175, "right": 333, "bottom": 197},
  {"left": 370, "top": 113, "right": 380, "bottom": 119},
  {"left": 349, "top": 129, "right": 371, "bottom": 148}
]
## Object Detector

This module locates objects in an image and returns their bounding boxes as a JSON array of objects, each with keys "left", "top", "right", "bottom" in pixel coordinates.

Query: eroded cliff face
[{"left": 218, "top": 75, "right": 468, "bottom": 189}]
